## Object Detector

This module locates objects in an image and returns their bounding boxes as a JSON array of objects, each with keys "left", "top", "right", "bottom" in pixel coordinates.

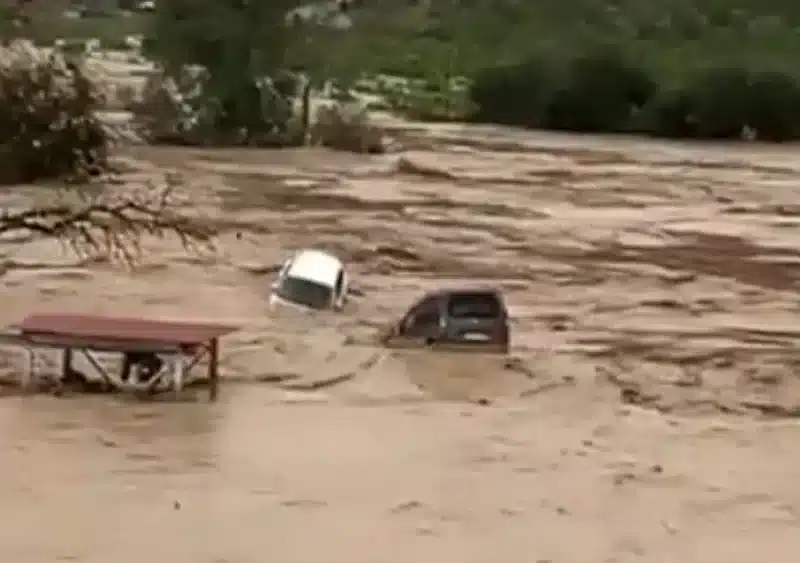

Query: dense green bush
[
  {"left": 468, "top": 49, "right": 800, "bottom": 141},
  {"left": 638, "top": 67, "right": 800, "bottom": 141},
  {"left": 742, "top": 71, "right": 800, "bottom": 141},
  {"left": 468, "top": 51, "right": 657, "bottom": 133},
  {"left": 542, "top": 51, "right": 656, "bottom": 132},
  {"left": 469, "top": 58, "right": 558, "bottom": 127}
]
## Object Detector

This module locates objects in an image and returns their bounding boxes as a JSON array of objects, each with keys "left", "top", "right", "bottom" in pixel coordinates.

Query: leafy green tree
[
  {"left": 143, "top": 0, "right": 302, "bottom": 138},
  {"left": 141, "top": 0, "right": 373, "bottom": 142}
]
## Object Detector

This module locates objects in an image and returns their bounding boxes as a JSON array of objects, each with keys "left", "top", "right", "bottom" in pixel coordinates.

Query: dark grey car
[{"left": 382, "top": 288, "right": 510, "bottom": 354}]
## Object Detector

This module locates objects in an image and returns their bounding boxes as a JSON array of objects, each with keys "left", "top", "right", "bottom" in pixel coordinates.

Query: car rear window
[{"left": 447, "top": 292, "right": 504, "bottom": 319}]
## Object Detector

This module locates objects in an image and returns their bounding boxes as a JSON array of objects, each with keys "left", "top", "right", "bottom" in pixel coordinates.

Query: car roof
[
  {"left": 286, "top": 249, "right": 343, "bottom": 287},
  {"left": 410, "top": 287, "right": 505, "bottom": 307},
  {"left": 425, "top": 286, "right": 504, "bottom": 299}
]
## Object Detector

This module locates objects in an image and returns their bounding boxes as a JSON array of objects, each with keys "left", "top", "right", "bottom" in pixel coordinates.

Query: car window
[
  {"left": 403, "top": 296, "right": 440, "bottom": 331},
  {"left": 447, "top": 292, "right": 503, "bottom": 319},
  {"left": 276, "top": 276, "right": 333, "bottom": 309},
  {"left": 411, "top": 308, "right": 440, "bottom": 328}
]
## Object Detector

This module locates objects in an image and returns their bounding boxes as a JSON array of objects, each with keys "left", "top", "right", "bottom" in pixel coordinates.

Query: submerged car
[
  {"left": 269, "top": 249, "right": 349, "bottom": 312},
  {"left": 381, "top": 287, "right": 510, "bottom": 354}
]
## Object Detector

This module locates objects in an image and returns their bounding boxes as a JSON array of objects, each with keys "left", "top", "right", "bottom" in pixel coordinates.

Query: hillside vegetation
[
  {"left": 10, "top": 0, "right": 800, "bottom": 145},
  {"left": 353, "top": 0, "right": 800, "bottom": 140}
]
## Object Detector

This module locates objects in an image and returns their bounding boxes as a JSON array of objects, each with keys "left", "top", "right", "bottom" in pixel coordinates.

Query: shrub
[
  {"left": 130, "top": 68, "right": 300, "bottom": 146},
  {"left": 744, "top": 71, "right": 800, "bottom": 141},
  {"left": 542, "top": 50, "right": 657, "bottom": 132},
  {"left": 468, "top": 46, "right": 800, "bottom": 142},
  {"left": 468, "top": 57, "right": 557, "bottom": 127},
  {"left": 674, "top": 66, "right": 753, "bottom": 139},
  {"left": 643, "top": 67, "right": 800, "bottom": 141},
  {"left": 0, "top": 40, "right": 110, "bottom": 185},
  {"left": 128, "top": 69, "right": 212, "bottom": 145},
  {"left": 636, "top": 87, "right": 696, "bottom": 138},
  {"left": 131, "top": 69, "right": 384, "bottom": 152},
  {"left": 469, "top": 50, "right": 655, "bottom": 132}
]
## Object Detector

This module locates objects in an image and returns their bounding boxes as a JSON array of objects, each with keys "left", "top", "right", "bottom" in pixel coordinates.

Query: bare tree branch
[{"left": 0, "top": 174, "right": 216, "bottom": 266}]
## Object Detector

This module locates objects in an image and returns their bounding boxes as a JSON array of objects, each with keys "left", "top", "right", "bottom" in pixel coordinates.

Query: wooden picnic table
[{"left": 0, "top": 313, "right": 239, "bottom": 400}]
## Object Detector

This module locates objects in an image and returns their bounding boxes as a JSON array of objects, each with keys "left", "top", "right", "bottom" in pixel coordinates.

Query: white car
[{"left": 269, "top": 249, "right": 349, "bottom": 312}]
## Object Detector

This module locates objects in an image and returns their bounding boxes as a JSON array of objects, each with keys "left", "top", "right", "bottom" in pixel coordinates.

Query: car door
[{"left": 386, "top": 295, "right": 443, "bottom": 349}]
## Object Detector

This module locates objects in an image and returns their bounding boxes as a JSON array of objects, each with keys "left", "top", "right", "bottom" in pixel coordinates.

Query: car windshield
[
  {"left": 275, "top": 276, "right": 332, "bottom": 310},
  {"left": 447, "top": 292, "right": 503, "bottom": 319}
]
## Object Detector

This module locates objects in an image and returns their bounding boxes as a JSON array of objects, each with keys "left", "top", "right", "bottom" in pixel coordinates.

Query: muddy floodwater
[{"left": 1, "top": 124, "right": 800, "bottom": 562}]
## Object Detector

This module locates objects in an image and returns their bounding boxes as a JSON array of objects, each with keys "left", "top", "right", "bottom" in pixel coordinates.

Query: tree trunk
[{"left": 301, "top": 76, "right": 312, "bottom": 145}]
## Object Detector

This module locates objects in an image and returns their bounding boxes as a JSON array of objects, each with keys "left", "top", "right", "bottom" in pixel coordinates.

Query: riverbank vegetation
[{"left": 10, "top": 0, "right": 800, "bottom": 142}]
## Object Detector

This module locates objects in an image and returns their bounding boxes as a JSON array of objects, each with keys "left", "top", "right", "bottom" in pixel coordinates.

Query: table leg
[
  {"left": 22, "top": 347, "right": 34, "bottom": 390},
  {"left": 79, "top": 349, "right": 114, "bottom": 389},
  {"left": 208, "top": 338, "right": 219, "bottom": 402},
  {"left": 61, "top": 348, "right": 72, "bottom": 381},
  {"left": 174, "top": 355, "right": 185, "bottom": 398}
]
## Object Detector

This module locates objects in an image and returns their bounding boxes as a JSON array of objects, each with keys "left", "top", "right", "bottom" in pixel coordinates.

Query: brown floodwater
[{"left": 1, "top": 124, "right": 800, "bottom": 562}]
